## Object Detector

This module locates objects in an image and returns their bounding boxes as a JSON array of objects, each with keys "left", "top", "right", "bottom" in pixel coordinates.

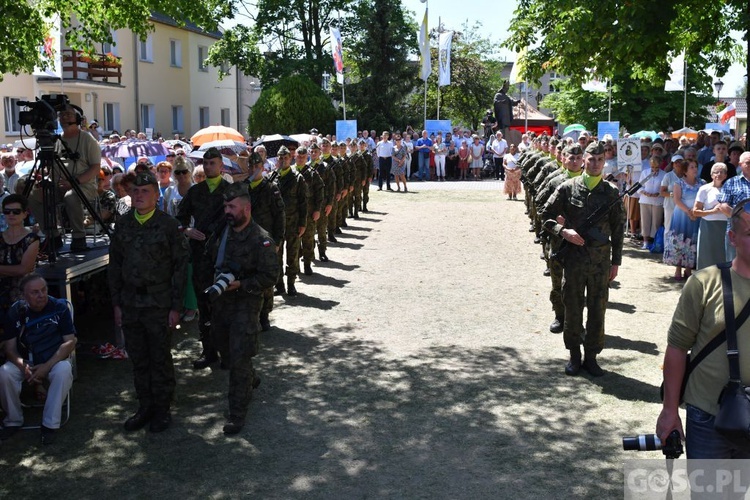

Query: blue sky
[{"left": 402, "top": 0, "right": 746, "bottom": 96}]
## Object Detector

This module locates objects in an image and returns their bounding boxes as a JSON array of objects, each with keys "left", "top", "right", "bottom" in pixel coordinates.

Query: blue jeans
[
  {"left": 418, "top": 154, "right": 430, "bottom": 180},
  {"left": 686, "top": 404, "right": 750, "bottom": 459}
]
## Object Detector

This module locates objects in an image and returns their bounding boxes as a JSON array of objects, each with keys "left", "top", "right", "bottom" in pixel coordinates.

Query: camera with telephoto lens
[
  {"left": 17, "top": 94, "right": 70, "bottom": 132},
  {"left": 622, "top": 430, "right": 683, "bottom": 459},
  {"left": 204, "top": 272, "right": 235, "bottom": 300}
]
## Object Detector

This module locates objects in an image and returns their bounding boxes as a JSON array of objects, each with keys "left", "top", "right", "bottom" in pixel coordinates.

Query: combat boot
[
  {"left": 549, "top": 317, "right": 563, "bottom": 334},
  {"left": 362, "top": 204, "right": 368, "bottom": 213},
  {"left": 304, "top": 262, "right": 313, "bottom": 276},
  {"left": 260, "top": 313, "right": 271, "bottom": 332},
  {"left": 275, "top": 281, "right": 286, "bottom": 296},
  {"left": 582, "top": 351, "right": 604, "bottom": 377},
  {"left": 318, "top": 243, "right": 329, "bottom": 262},
  {"left": 565, "top": 348, "right": 582, "bottom": 376},
  {"left": 124, "top": 407, "right": 153, "bottom": 431},
  {"left": 353, "top": 209, "right": 359, "bottom": 219},
  {"left": 328, "top": 231, "right": 338, "bottom": 243},
  {"left": 193, "top": 350, "right": 218, "bottom": 370},
  {"left": 149, "top": 409, "right": 172, "bottom": 433},
  {"left": 223, "top": 415, "right": 245, "bottom": 435},
  {"left": 287, "top": 277, "right": 298, "bottom": 296}
]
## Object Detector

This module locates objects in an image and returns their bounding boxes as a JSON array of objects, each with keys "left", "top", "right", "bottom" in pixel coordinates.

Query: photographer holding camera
[
  {"left": 657, "top": 198, "right": 750, "bottom": 459},
  {"left": 207, "top": 183, "right": 279, "bottom": 435},
  {"left": 28, "top": 106, "right": 101, "bottom": 252}
]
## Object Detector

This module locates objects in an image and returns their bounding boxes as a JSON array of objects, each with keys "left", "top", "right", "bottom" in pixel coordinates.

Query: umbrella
[
  {"left": 102, "top": 140, "right": 171, "bottom": 158},
  {"left": 187, "top": 150, "right": 238, "bottom": 171},
  {"left": 673, "top": 127, "right": 698, "bottom": 135},
  {"left": 289, "top": 133, "right": 314, "bottom": 146},
  {"left": 630, "top": 130, "right": 659, "bottom": 141},
  {"left": 191, "top": 125, "right": 245, "bottom": 147},
  {"left": 252, "top": 134, "right": 299, "bottom": 158},
  {"left": 563, "top": 124, "right": 586, "bottom": 135},
  {"left": 199, "top": 139, "right": 248, "bottom": 156},
  {"left": 163, "top": 139, "right": 192, "bottom": 153},
  {"left": 123, "top": 155, "right": 167, "bottom": 170}
]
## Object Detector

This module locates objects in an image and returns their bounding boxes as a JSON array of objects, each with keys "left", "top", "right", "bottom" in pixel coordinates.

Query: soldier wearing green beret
[
  {"left": 540, "top": 141, "right": 625, "bottom": 377},
  {"left": 244, "top": 152, "right": 285, "bottom": 331},
  {"left": 109, "top": 171, "right": 189, "bottom": 433},
  {"left": 296, "top": 147, "right": 324, "bottom": 276},
  {"left": 177, "top": 147, "right": 231, "bottom": 370},
  {"left": 204, "top": 183, "right": 279, "bottom": 434},
  {"left": 311, "top": 142, "right": 334, "bottom": 260},
  {"left": 274, "top": 146, "right": 307, "bottom": 296}
]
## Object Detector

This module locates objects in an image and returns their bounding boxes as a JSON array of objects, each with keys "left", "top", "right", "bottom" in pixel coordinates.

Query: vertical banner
[
  {"left": 597, "top": 121, "right": 620, "bottom": 140},
  {"left": 329, "top": 26, "right": 344, "bottom": 84},
  {"left": 33, "top": 14, "right": 62, "bottom": 78},
  {"left": 335, "top": 120, "right": 358, "bottom": 140},
  {"left": 582, "top": 77, "right": 608, "bottom": 93},
  {"left": 438, "top": 31, "right": 452, "bottom": 87},
  {"left": 418, "top": 9, "right": 431, "bottom": 81},
  {"left": 508, "top": 47, "right": 526, "bottom": 85},
  {"left": 664, "top": 51, "right": 685, "bottom": 91}
]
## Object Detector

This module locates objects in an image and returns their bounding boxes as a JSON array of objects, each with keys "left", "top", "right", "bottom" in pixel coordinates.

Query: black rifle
[
  {"left": 266, "top": 170, "right": 279, "bottom": 183},
  {"left": 551, "top": 171, "right": 654, "bottom": 262}
]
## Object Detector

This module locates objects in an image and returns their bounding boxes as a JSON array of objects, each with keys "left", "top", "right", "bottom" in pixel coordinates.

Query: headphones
[{"left": 60, "top": 104, "right": 84, "bottom": 126}]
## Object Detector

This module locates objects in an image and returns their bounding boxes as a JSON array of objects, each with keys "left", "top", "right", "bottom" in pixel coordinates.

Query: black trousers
[
  {"left": 378, "top": 157, "right": 392, "bottom": 189},
  {"left": 493, "top": 157, "right": 505, "bottom": 180}
]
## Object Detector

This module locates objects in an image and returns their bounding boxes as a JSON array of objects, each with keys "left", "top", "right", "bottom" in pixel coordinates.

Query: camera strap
[
  {"left": 720, "top": 262, "right": 742, "bottom": 382},
  {"left": 214, "top": 226, "right": 229, "bottom": 272}
]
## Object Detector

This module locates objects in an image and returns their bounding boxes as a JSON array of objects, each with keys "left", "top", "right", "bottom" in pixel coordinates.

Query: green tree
[
  {"left": 542, "top": 75, "right": 713, "bottom": 133},
  {"left": 247, "top": 75, "right": 337, "bottom": 136},
  {"left": 339, "top": 0, "right": 418, "bottom": 131},
  {"left": 406, "top": 23, "right": 504, "bottom": 130},
  {"left": 209, "top": 0, "right": 353, "bottom": 86},
  {"left": 503, "top": 0, "right": 744, "bottom": 92},
  {"left": 0, "top": 0, "right": 232, "bottom": 79}
]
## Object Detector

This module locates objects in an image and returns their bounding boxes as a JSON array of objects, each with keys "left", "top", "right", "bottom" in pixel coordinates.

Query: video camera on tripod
[{"left": 17, "top": 94, "right": 71, "bottom": 133}]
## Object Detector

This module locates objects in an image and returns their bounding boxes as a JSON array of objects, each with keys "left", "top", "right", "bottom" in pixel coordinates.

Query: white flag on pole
[
  {"left": 664, "top": 51, "right": 685, "bottom": 91},
  {"left": 508, "top": 48, "right": 526, "bottom": 85},
  {"left": 329, "top": 26, "right": 344, "bottom": 84},
  {"left": 33, "top": 14, "right": 62, "bottom": 78},
  {"left": 418, "top": 9, "right": 431, "bottom": 82},
  {"left": 582, "top": 77, "right": 608, "bottom": 93},
  {"left": 438, "top": 31, "right": 452, "bottom": 87}
]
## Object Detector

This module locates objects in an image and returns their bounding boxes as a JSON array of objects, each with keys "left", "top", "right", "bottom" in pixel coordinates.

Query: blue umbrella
[{"left": 102, "top": 140, "right": 171, "bottom": 158}]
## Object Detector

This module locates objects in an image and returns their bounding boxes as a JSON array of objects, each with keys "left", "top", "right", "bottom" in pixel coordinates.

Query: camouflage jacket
[
  {"left": 247, "top": 178, "right": 285, "bottom": 244},
  {"left": 298, "top": 164, "right": 324, "bottom": 216},
  {"left": 277, "top": 167, "right": 308, "bottom": 229},
  {"left": 314, "top": 158, "right": 336, "bottom": 206},
  {"left": 109, "top": 209, "right": 188, "bottom": 310},
  {"left": 176, "top": 179, "right": 231, "bottom": 257}
]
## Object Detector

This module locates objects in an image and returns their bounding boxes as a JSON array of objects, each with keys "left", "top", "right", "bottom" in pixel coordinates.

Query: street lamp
[{"left": 714, "top": 79, "right": 724, "bottom": 121}]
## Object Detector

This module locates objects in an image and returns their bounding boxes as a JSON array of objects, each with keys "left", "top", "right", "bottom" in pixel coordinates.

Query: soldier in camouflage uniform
[
  {"left": 332, "top": 142, "right": 347, "bottom": 234},
  {"left": 206, "top": 183, "right": 280, "bottom": 435},
  {"left": 274, "top": 146, "right": 307, "bottom": 296},
  {"left": 351, "top": 139, "right": 369, "bottom": 218},
  {"left": 177, "top": 147, "right": 232, "bottom": 370},
  {"left": 541, "top": 141, "right": 625, "bottom": 377},
  {"left": 109, "top": 172, "right": 189, "bottom": 433},
  {"left": 361, "top": 140, "right": 373, "bottom": 212},
  {"left": 244, "top": 152, "right": 285, "bottom": 331},
  {"left": 296, "top": 146, "right": 324, "bottom": 276},
  {"left": 311, "top": 142, "right": 334, "bottom": 260},
  {"left": 320, "top": 140, "right": 340, "bottom": 243},
  {"left": 338, "top": 142, "right": 354, "bottom": 227},
  {"left": 535, "top": 144, "right": 583, "bottom": 334}
]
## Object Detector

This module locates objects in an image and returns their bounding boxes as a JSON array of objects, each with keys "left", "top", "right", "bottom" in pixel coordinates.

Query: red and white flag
[{"left": 719, "top": 102, "right": 736, "bottom": 124}]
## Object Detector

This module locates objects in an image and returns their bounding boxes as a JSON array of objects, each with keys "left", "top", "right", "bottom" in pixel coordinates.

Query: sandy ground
[{"left": 0, "top": 180, "right": 686, "bottom": 499}]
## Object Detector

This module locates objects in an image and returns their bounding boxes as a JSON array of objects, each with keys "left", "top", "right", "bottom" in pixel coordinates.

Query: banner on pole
[
  {"left": 33, "top": 14, "right": 62, "bottom": 78},
  {"left": 617, "top": 138, "right": 642, "bottom": 171},
  {"left": 330, "top": 26, "right": 344, "bottom": 84},
  {"left": 664, "top": 51, "right": 685, "bottom": 91},
  {"left": 438, "top": 32, "right": 452, "bottom": 87},
  {"left": 335, "top": 120, "right": 358, "bottom": 141},
  {"left": 508, "top": 48, "right": 526, "bottom": 85},
  {"left": 418, "top": 9, "right": 431, "bottom": 82},
  {"left": 597, "top": 121, "right": 620, "bottom": 140}
]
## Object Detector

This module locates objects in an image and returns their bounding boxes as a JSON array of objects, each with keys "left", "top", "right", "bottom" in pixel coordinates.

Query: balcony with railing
[{"left": 60, "top": 50, "right": 123, "bottom": 85}]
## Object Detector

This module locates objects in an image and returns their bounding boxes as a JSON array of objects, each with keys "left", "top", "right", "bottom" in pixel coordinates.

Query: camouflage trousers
[
  {"left": 353, "top": 183, "right": 363, "bottom": 214},
  {"left": 327, "top": 198, "right": 339, "bottom": 236},
  {"left": 300, "top": 215, "right": 316, "bottom": 263},
  {"left": 363, "top": 179, "right": 370, "bottom": 209},
  {"left": 337, "top": 191, "right": 350, "bottom": 226},
  {"left": 212, "top": 295, "right": 262, "bottom": 419},
  {"left": 122, "top": 306, "right": 176, "bottom": 411},
  {"left": 562, "top": 247, "right": 611, "bottom": 354},
  {"left": 317, "top": 206, "right": 329, "bottom": 254},
  {"left": 278, "top": 220, "right": 300, "bottom": 283},
  {"left": 549, "top": 255, "right": 564, "bottom": 319}
]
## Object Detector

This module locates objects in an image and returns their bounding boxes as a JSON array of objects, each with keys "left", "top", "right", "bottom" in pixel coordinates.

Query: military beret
[
  {"left": 202, "top": 147, "right": 222, "bottom": 160},
  {"left": 296, "top": 146, "right": 308, "bottom": 155},
  {"left": 320, "top": 138, "right": 331, "bottom": 146},
  {"left": 337, "top": 141, "right": 347, "bottom": 147},
  {"left": 223, "top": 182, "right": 250, "bottom": 202},
  {"left": 134, "top": 172, "right": 158, "bottom": 187},
  {"left": 549, "top": 138, "right": 560, "bottom": 147},
  {"left": 277, "top": 145, "right": 290, "bottom": 156},
  {"left": 309, "top": 143, "right": 320, "bottom": 151},
  {"left": 585, "top": 141, "right": 605, "bottom": 155},
  {"left": 250, "top": 152, "right": 263, "bottom": 164},
  {"left": 357, "top": 139, "right": 366, "bottom": 145},
  {"left": 565, "top": 144, "right": 583, "bottom": 155}
]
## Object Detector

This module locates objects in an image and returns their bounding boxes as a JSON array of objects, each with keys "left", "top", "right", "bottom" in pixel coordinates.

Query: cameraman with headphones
[{"left": 28, "top": 105, "right": 101, "bottom": 252}]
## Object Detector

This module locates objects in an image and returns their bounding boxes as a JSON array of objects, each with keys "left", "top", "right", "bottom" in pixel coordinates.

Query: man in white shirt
[
  {"left": 491, "top": 131, "right": 508, "bottom": 180},
  {"left": 375, "top": 131, "right": 393, "bottom": 191}
]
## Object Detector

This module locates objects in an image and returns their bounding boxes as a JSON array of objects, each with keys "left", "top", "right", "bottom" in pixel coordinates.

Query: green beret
[
  {"left": 202, "top": 147, "right": 222, "bottom": 160},
  {"left": 296, "top": 146, "right": 308, "bottom": 155},
  {"left": 309, "top": 143, "right": 320, "bottom": 151},
  {"left": 320, "top": 138, "right": 331, "bottom": 146},
  {"left": 134, "top": 172, "right": 158, "bottom": 187},
  {"left": 250, "top": 152, "right": 263, "bottom": 164},
  {"left": 585, "top": 141, "right": 605, "bottom": 155},
  {"left": 565, "top": 144, "right": 583, "bottom": 155},
  {"left": 277, "top": 145, "right": 290, "bottom": 156},
  {"left": 223, "top": 182, "right": 250, "bottom": 202}
]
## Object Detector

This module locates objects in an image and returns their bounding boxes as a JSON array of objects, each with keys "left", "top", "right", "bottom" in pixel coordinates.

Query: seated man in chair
[{"left": 0, "top": 273, "right": 76, "bottom": 444}]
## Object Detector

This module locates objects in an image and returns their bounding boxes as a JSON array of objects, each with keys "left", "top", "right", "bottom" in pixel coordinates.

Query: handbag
[{"left": 713, "top": 264, "right": 750, "bottom": 442}]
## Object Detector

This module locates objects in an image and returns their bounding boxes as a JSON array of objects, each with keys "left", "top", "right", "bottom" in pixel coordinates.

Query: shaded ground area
[{"left": 0, "top": 183, "right": 684, "bottom": 499}]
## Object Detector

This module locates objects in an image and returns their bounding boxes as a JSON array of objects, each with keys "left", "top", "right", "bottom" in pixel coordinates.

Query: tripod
[{"left": 22, "top": 131, "right": 111, "bottom": 263}]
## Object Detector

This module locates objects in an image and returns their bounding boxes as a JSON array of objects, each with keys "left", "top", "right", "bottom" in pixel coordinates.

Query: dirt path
[{"left": 0, "top": 181, "right": 685, "bottom": 499}]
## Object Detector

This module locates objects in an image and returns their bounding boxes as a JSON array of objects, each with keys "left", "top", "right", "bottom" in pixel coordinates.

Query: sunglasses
[
  {"left": 3, "top": 209, "right": 23, "bottom": 215},
  {"left": 166, "top": 154, "right": 176, "bottom": 157},
  {"left": 174, "top": 170, "right": 190, "bottom": 176}
]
